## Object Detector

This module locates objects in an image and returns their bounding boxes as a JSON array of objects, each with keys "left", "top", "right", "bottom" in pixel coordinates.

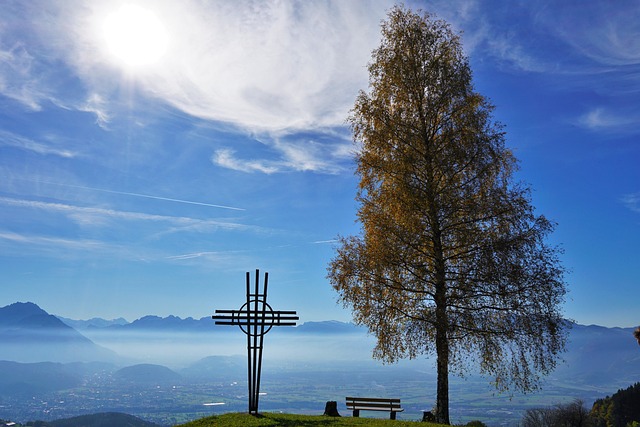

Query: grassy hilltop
[{"left": 178, "top": 412, "right": 448, "bottom": 427}]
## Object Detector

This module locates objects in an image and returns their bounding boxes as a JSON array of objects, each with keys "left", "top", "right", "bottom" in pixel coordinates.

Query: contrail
[{"left": 24, "top": 180, "right": 245, "bottom": 211}]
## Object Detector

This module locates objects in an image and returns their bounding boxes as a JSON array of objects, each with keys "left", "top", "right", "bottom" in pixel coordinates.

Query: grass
[{"left": 177, "top": 412, "right": 448, "bottom": 427}]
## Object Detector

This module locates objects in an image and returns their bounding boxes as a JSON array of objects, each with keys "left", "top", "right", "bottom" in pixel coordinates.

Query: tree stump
[{"left": 323, "top": 401, "right": 341, "bottom": 417}]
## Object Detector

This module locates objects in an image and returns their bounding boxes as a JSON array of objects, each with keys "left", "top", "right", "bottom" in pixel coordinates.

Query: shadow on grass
[
  {"left": 256, "top": 413, "right": 341, "bottom": 426},
  {"left": 178, "top": 412, "right": 430, "bottom": 427}
]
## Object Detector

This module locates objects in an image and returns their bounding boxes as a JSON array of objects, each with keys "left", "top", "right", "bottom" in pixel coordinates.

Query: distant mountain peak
[
  {"left": 0, "top": 302, "right": 75, "bottom": 330},
  {"left": 0, "top": 302, "right": 119, "bottom": 363},
  {"left": 0, "top": 301, "right": 48, "bottom": 320}
]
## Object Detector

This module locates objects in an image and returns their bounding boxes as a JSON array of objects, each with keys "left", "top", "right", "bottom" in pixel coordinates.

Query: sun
[{"left": 102, "top": 4, "right": 169, "bottom": 69}]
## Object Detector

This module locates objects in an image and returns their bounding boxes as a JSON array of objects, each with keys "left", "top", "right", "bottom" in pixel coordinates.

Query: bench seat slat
[
  {"left": 347, "top": 403, "right": 401, "bottom": 409},
  {"left": 346, "top": 397, "right": 401, "bottom": 403}
]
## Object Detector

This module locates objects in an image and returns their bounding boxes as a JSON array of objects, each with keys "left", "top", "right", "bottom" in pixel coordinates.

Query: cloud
[
  {"left": 548, "top": 0, "right": 640, "bottom": 67},
  {"left": 79, "top": 93, "right": 111, "bottom": 128},
  {"left": 165, "top": 250, "right": 248, "bottom": 263},
  {"left": 44, "top": 0, "right": 392, "bottom": 133},
  {"left": 213, "top": 148, "right": 280, "bottom": 174},
  {"left": 576, "top": 108, "right": 640, "bottom": 132},
  {"left": 483, "top": 35, "right": 550, "bottom": 73},
  {"left": 0, "top": 43, "right": 50, "bottom": 110},
  {"left": 622, "top": 193, "right": 640, "bottom": 213},
  {"left": 0, "top": 196, "right": 256, "bottom": 233},
  {"left": 430, "top": 0, "right": 640, "bottom": 75},
  {"left": 0, "top": 196, "right": 276, "bottom": 263},
  {"left": 0, "top": 0, "right": 388, "bottom": 174},
  {"left": 0, "top": 230, "right": 109, "bottom": 254},
  {"left": 18, "top": 180, "right": 245, "bottom": 211},
  {"left": 212, "top": 143, "right": 347, "bottom": 174},
  {"left": 0, "top": 196, "right": 275, "bottom": 264},
  {"left": 213, "top": 132, "right": 354, "bottom": 174},
  {"left": 0, "top": 130, "right": 78, "bottom": 158},
  {"left": 273, "top": 137, "right": 346, "bottom": 173},
  {"left": 420, "top": 0, "right": 551, "bottom": 73},
  {"left": 0, "top": 228, "right": 182, "bottom": 263},
  {"left": 312, "top": 239, "right": 338, "bottom": 244}
]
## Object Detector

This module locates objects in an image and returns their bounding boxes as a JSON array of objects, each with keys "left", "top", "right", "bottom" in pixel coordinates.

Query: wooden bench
[{"left": 345, "top": 397, "right": 404, "bottom": 420}]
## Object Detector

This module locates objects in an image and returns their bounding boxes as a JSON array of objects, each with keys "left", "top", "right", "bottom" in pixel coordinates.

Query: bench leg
[
  {"left": 353, "top": 409, "right": 360, "bottom": 418},
  {"left": 390, "top": 411, "right": 396, "bottom": 420}
]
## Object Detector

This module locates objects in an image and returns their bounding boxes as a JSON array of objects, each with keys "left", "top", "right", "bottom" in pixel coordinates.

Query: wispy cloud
[
  {"left": 422, "top": 0, "right": 551, "bottom": 73},
  {"left": 213, "top": 148, "right": 280, "bottom": 174},
  {"left": 0, "top": 196, "right": 254, "bottom": 232},
  {"left": 79, "top": 93, "right": 111, "bottom": 128},
  {"left": 484, "top": 35, "right": 550, "bottom": 73},
  {"left": 431, "top": 0, "right": 640, "bottom": 75},
  {"left": 0, "top": 228, "right": 181, "bottom": 264},
  {"left": 0, "top": 197, "right": 272, "bottom": 263},
  {"left": 0, "top": 230, "right": 108, "bottom": 253},
  {"left": 164, "top": 249, "right": 263, "bottom": 272},
  {"left": 312, "top": 239, "right": 338, "bottom": 244},
  {"left": 622, "top": 193, "right": 640, "bottom": 213},
  {"left": 22, "top": 181, "right": 245, "bottom": 211},
  {"left": 0, "top": 130, "right": 78, "bottom": 158},
  {"left": 576, "top": 108, "right": 640, "bottom": 132},
  {"left": 0, "top": 43, "right": 50, "bottom": 110},
  {"left": 273, "top": 137, "right": 349, "bottom": 173},
  {"left": 212, "top": 145, "right": 347, "bottom": 174},
  {"left": 0, "top": 196, "right": 276, "bottom": 264},
  {"left": 166, "top": 250, "right": 245, "bottom": 262},
  {"left": 213, "top": 133, "right": 353, "bottom": 174},
  {"left": 549, "top": 1, "right": 640, "bottom": 68}
]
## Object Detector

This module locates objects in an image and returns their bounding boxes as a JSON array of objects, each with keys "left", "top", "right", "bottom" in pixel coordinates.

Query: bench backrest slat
[{"left": 346, "top": 397, "right": 401, "bottom": 403}]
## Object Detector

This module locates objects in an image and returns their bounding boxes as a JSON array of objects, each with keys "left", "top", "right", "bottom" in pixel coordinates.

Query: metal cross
[{"left": 212, "top": 269, "right": 298, "bottom": 415}]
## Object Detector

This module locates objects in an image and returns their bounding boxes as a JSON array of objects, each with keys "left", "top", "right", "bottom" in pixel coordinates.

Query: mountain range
[
  {"left": 3, "top": 302, "right": 640, "bottom": 367},
  {"left": 57, "top": 312, "right": 359, "bottom": 335}
]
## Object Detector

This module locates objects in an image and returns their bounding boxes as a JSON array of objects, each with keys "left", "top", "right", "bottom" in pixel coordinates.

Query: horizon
[
  {"left": 1, "top": 0, "right": 639, "bottom": 329},
  {"left": 4, "top": 301, "right": 639, "bottom": 330}
]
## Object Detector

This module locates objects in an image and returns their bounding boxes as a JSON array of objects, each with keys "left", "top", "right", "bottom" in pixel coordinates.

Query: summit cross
[{"left": 212, "top": 269, "right": 298, "bottom": 415}]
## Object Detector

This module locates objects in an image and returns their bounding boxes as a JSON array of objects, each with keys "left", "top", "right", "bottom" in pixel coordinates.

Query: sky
[{"left": 0, "top": 0, "right": 638, "bottom": 328}]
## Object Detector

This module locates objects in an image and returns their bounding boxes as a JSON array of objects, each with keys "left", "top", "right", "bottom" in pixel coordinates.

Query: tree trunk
[
  {"left": 434, "top": 273, "right": 450, "bottom": 425},
  {"left": 433, "top": 278, "right": 451, "bottom": 426},
  {"left": 433, "top": 221, "right": 450, "bottom": 424},
  {"left": 435, "top": 325, "right": 450, "bottom": 424}
]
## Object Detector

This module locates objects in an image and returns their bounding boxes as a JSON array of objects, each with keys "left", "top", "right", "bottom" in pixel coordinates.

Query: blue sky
[{"left": 0, "top": 0, "right": 638, "bottom": 328}]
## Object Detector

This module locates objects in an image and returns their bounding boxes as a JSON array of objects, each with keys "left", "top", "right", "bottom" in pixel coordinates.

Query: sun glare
[{"left": 103, "top": 4, "right": 168, "bottom": 69}]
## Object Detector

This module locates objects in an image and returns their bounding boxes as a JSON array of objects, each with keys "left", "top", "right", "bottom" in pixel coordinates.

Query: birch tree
[{"left": 328, "top": 6, "right": 568, "bottom": 424}]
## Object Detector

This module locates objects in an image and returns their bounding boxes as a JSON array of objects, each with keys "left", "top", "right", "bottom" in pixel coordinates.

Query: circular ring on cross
[{"left": 237, "top": 299, "right": 275, "bottom": 336}]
